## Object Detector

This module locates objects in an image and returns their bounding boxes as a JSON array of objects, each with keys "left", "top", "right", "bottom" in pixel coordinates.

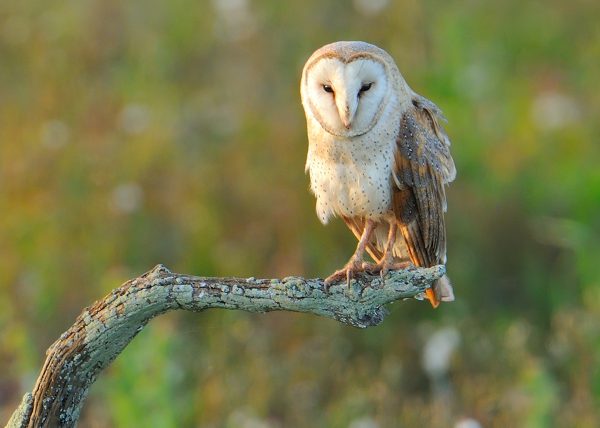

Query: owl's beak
[
  {"left": 336, "top": 92, "right": 357, "bottom": 130},
  {"left": 337, "top": 104, "right": 356, "bottom": 129},
  {"left": 341, "top": 116, "right": 352, "bottom": 129}
]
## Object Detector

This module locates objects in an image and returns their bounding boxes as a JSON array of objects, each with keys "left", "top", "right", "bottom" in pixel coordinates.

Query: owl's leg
[
  {"left": 368, "top": 221, "right": 411, "bottom": 278},
  {"left": 325, "top": 219, "right": 376, "bottom": 286}
]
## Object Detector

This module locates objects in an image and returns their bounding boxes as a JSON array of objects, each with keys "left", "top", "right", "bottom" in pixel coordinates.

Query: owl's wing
[{"left": 392, "top": 95, "right": 456, "bottom": 267}]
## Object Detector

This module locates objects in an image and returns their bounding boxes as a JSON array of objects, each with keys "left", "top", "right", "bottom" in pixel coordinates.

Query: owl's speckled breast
[{"left": 305, "top": 115, "right": 399, "bottom": 225}]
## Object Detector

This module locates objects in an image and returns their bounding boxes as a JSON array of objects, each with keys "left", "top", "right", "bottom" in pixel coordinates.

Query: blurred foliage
[{"left": 1, "top": 0, "right": 599, "bottom": 426}]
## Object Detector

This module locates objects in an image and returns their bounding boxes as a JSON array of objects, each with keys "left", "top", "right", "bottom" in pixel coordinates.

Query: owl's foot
[
  {"left": 325, "top": 219, "right": 376, "bottom": 289},
  {"left": 361, "top": 222, "right": 413, "bottom": 284},
  {"left": 364, "top": 258, "right": 412, "bottom": 278},
  {"left": 379, "top": 260, "right": 413, "bottom": 279},
  {"left": 324, "top": 258, "right": 365, "bottom": 287}
]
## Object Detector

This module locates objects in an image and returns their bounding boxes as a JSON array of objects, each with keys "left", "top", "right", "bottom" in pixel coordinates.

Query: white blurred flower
[
  {"left": 422, "top": 327, "right": 461, "bottom": 379},
  {"left": 41, "top": 120, "right": 70, "bottom": 149},
  {"left": 110, "top": 182, "right": 143, "bottom": 214},
  {"left": 227, "top": 408, "right": 273, "bottom": 428},
  {"left": 454, "top": 417, "right": 483, "bottom": 428},
  {"left": 531, "top": 90, "right": 581, "bottom": 131},
  {"left": 349, "top": 416, "right": 380, "bottom": 428},
  {"left": 353, "top": 0, "right": 389, "bottom": 16},
  {"left": 119, "top": 104, "right": 150, "bottom": 135},
  {"left": 212, "top": 0, "right": 258, "bottom": 42}
]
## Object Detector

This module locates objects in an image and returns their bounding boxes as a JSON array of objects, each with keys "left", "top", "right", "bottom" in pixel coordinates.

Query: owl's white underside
[
  {"left": 305, "top": 91, "right": 413, "bottom": 257},
  {"left": 301, "top": 42, "right": 416, "bottom": 258},
  {"left": 305, "top": 93, "right": 402, "bottom": 225}
]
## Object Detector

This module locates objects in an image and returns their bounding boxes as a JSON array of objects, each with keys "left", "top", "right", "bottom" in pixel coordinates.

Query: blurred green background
[{"left": 1, "top": 0, "right": 599, "bottom": 426}]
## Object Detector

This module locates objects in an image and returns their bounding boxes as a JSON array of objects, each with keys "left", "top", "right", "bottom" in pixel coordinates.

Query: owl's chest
[{"left": 306, "top": 132, "right": 397, "bottom": 223}]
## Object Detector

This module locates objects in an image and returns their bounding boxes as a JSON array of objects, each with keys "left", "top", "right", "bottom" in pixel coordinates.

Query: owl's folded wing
[{"left": 392, "top": 95, "right": 456, "bottom": 267}]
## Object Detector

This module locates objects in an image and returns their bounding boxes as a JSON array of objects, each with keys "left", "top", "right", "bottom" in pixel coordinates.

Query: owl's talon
[
  {"left": 368, "top": 258, "right": 413, "bottom": 286},
  {"left": 324, "top": 258, "right": 365, "bottom": 288},
  {"left": 361, "top": 262, "right": 377, "bottom": 273},
  {"left": 324, "top": 270, "right": 346, "bottom": 286}
]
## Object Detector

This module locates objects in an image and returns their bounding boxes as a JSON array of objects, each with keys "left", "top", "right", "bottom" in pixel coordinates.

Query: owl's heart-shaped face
[{"left": 302, "top": 56, "right": 390, "bottom": 138}]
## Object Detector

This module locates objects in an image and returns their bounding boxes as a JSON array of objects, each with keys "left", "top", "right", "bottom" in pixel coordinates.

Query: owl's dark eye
[
  {"left": 359, "top": 82, "right": 373, "bottom": 94},
  {"left": 322, "top": 84, "right": 334, "bottom": 93}
]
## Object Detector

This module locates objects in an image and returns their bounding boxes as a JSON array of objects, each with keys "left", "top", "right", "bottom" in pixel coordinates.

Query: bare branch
[{"left": 6, "top": 264, "right": 445, "bottom": 428}]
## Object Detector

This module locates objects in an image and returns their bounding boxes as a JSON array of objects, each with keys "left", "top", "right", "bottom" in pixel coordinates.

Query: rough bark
[{"left": 6, "top": 263, "right": 445, "bottom": 428}]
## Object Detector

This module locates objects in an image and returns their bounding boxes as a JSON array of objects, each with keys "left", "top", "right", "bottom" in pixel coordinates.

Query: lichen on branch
[{"left": 6, "top": 264, "right": 445, "bottom": 428}]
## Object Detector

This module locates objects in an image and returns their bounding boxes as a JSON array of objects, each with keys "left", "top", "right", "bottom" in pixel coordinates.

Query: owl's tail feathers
[{"left": 426, "top": 275, "right": 455, "bottom": 308}]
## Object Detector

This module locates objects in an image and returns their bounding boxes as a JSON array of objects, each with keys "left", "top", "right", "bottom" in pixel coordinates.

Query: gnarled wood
[{"left": 6, "top": 264, "right": 445, "bottom": 428}]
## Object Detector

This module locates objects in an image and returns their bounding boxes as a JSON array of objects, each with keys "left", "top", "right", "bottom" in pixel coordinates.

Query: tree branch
[{"left": 6, "top": 264, "right": 445, "bottom": 428}]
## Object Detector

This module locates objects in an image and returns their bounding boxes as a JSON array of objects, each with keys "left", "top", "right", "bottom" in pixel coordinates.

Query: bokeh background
[{"left": 1, "top": 0, "right": 599, "bottom": 426}]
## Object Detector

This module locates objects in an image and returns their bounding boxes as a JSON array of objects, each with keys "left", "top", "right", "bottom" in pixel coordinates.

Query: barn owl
[{"left": 300, "top": 41, "right": 456, "bottom": 307}]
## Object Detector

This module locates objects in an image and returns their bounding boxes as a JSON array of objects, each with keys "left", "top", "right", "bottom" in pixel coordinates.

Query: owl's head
[{"left": 301, "top": 41, "right": 409, "bottom": 138}]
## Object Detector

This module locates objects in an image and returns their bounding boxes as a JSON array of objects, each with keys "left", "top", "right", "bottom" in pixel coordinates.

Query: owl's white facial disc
[{"left": 303, "top": 57, "right": 389, "bottom": 138}]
